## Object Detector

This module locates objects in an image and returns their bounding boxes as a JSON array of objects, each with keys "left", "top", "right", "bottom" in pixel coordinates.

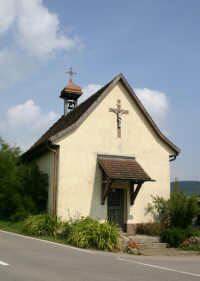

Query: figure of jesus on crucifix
[{"left": 109, "top": 99, "right": 129, "bottom": 138}]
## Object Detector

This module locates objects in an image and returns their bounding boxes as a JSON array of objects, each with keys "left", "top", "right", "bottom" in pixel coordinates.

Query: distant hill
[{"left": 171, "top": 181, "right": 200, "bottom": 196}]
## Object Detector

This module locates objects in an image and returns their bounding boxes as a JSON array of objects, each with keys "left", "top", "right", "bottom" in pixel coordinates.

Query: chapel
[{"left": 23, "top": 71, "right": 180, "bottom": 234}]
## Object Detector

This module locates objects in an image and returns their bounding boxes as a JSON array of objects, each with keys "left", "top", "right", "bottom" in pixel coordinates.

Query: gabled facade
[{"left": 23, "top": 73, "right": 180, "bottom": 234}]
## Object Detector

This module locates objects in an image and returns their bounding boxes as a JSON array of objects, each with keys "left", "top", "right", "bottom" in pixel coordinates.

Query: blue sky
[{"left": 0, "top": 0, "right": 199, "bottom": 181}]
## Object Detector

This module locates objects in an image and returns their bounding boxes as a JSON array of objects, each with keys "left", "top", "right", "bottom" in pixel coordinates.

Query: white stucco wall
[
  {"left": 52, "top": 81, "right": 175, "bottom": 224},
  {"left": 36, "top": 151, "right": 55, "bottom": 214}
]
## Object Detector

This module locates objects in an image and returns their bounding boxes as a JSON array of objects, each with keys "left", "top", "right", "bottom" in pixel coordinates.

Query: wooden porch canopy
[{"left": 98, "top": 155, "right": 154, "bottom": 205}]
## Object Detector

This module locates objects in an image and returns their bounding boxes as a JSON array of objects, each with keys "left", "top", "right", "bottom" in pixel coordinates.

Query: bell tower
[{"left": 60, "top": 67, "right": 82, "bottom": 115}]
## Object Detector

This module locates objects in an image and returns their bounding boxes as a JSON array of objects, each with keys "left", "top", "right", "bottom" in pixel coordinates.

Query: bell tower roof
[
  {"left": 60, "top": 67, "right": 83, "bottom": 115},
  {"left": 60, "top": 78, "right": 82, "bottom": 98},
  {"left": 60, "top": 67, "right": 82, "bottom": 99}
]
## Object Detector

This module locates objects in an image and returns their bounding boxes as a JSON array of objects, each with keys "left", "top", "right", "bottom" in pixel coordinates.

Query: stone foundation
[{"left": 126, "top": 223, "right": 140, "bottom": 235}]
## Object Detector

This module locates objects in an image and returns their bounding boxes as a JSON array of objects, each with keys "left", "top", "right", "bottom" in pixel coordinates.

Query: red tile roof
[
  {"left": 98, "top": 155, "right": 152, "bottom": 181},
  {"left": 63, "top": 79, "right": 82, "bottom": 94}
]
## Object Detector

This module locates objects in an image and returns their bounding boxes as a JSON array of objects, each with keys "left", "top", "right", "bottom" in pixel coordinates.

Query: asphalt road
[{"left": 0, "top": 230, "right": 200, "bottom": 281}]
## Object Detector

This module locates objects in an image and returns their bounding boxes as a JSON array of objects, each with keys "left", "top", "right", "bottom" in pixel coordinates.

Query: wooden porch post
[{"left": 130, "top": 182, "right": 143, "bottom": 205}]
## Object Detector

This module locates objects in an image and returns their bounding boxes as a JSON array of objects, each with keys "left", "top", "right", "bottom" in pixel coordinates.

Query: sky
[{"left": 0, "top": 0, "right": 199, "bottom": 181}]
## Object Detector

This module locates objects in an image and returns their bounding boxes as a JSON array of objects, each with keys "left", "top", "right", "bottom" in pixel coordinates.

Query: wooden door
[{"left": 107, "top": 189, "right": 124, "bottom": 229}]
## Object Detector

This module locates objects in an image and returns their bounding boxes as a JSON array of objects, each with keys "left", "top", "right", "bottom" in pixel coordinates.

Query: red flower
[
  {"left": 128, "top": 241, "right": 140, "bottom": 250},
  {"left": 180, "top": 239, "right": 190, "bottom": 247}
]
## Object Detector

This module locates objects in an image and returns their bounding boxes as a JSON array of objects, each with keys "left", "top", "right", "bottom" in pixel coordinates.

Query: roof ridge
[
  {"left": 23, "top": 72, "right": 180, "bottom": 158},
  {"left": 23, "top": 76, "right": 115, "bottom": 156}
]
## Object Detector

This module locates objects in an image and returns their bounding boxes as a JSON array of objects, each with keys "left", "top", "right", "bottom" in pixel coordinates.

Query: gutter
[
  {"left": 170, "top": 155, "right": 177, "bottom": 162},
  {"left": 47, "top": 143, "right": 58, "bottom": 217}
]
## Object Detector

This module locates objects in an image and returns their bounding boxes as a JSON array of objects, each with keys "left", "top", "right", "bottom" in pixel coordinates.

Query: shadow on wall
[
  {"left": 89, "top": 162, "right": 107, "bottom": 221},
  {"left": 62, "top": 160, "right": 139, "bottom": 225},
  {"left": 89, "top": 161, "right": 134, "bottom": 225}
]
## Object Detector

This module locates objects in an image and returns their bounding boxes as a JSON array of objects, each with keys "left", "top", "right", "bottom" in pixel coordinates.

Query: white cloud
[
  {"left": 17, "top": 0, "right": 79, "bottom": 56},
  {"left": 0, "top": 0, "right": 16, "bottom": 35},
  {"left": 0, "top": 0, "right": 81, "bottom": 88},
  {"left": 134, "top": 88, "right": 169, "bottom": 119},
  {"left": 134, "top": 88, "right": 169, "bottom": 132},
  {"left": 0, "top": 100, "right": 58, "bottom": 151},
  {"left": 80, "top": 84, "right": 102, "bottom": 104}
]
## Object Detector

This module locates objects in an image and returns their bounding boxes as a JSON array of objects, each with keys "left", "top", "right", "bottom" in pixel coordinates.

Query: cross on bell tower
[
  {"left": 60, "top": 67, "right": 82, "bottom": 115},
  {"left": 66, "top": 67, "right": 77, "bottom": 82}
]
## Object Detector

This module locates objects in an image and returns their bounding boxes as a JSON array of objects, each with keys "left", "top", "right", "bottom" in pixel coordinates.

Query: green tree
[
  {"left": 147, "top": 185, "right": 200, "bottom": 228},
  {"left": 0, "top": 138, "right": 48, "bottom": 221}
]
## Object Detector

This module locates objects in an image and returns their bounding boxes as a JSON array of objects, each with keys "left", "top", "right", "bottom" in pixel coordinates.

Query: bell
[{"left": 68, "top": 101, "right": 75, "bottom": 110}]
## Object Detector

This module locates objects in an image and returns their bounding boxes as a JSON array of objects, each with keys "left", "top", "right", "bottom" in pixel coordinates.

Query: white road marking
[
  {"left": 0, "top": 261, "right": 9, "bottom": 266},
  {"left": 0, "top": 229, "right": 95, "bottom": 254},
  {"left": 118, "top": 257, "right": 200, "bottom": 278}
]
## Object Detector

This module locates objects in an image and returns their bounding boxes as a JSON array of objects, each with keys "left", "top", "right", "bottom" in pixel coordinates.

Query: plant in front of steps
[
  {"left": 66, "top": 217, "right": 120, "bottom": 251},
  {"left": 125, "top": 240, "right": 141, "bottom": 255}
]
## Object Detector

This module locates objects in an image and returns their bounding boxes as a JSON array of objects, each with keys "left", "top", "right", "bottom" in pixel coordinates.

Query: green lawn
[
  {"left": 0, "top": 220, "right": 24, "bottom": 234},
  {"left": 0, "top": 220, "right": 67, "bottom": 244}
]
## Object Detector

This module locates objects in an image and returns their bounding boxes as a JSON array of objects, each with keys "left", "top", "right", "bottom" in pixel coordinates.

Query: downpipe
[{"left": 47, "top": 143, "right": 57, "bottom": 217}]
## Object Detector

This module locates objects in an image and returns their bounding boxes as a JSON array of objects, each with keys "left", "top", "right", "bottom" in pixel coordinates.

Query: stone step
[
  {"left": 128, "top": 235, "right": 160, "bottom": 244},
  {"left": 137, "top": 242, "right": 168, "bottom": 250},
  {"left": 119, "top": 234, "right": 167, "bottom": 250}
]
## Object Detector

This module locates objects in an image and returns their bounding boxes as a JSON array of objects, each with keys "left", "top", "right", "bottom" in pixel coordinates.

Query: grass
[
  {"left": 0, "top": 220, "right": 67, "bottom": 245},
  {"left": 0, "top": 220, "right": 24, "bottom": 234}
]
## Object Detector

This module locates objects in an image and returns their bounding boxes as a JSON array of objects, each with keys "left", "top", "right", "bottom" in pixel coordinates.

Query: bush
[
  {"left": 61, "top": 221, "right": 72, "bottom": 237},
  {"left": 147, "top": 186, "right": 200, "bottom": 228},
  {"left": 0, "top": 138, "right": 48, "bottom": 221},
  {"left": 23, "top": 214, "right": 60, "bottom": 236},
  {"left": 161, "top": 228, "right": 187, "bottom": 247},
  {"left": 185, "top": 226, "right": 200, "bottom": 238},
  {"left": 23, "top": 216, "right": 120, "bottom": 251},
  {"left": 136, "top": 223, "right": 163, "bottom": 236},
  {"left": 161, "top": 227, "right": 200, "bottom": 248},
  {"left": 66, "top": 217, "right": 120, "bottom": 251}
]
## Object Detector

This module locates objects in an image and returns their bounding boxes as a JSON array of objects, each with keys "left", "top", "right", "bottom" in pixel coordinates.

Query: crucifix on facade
[{"left": 109, "top": 99, "right": 129, "bottom": 138}]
